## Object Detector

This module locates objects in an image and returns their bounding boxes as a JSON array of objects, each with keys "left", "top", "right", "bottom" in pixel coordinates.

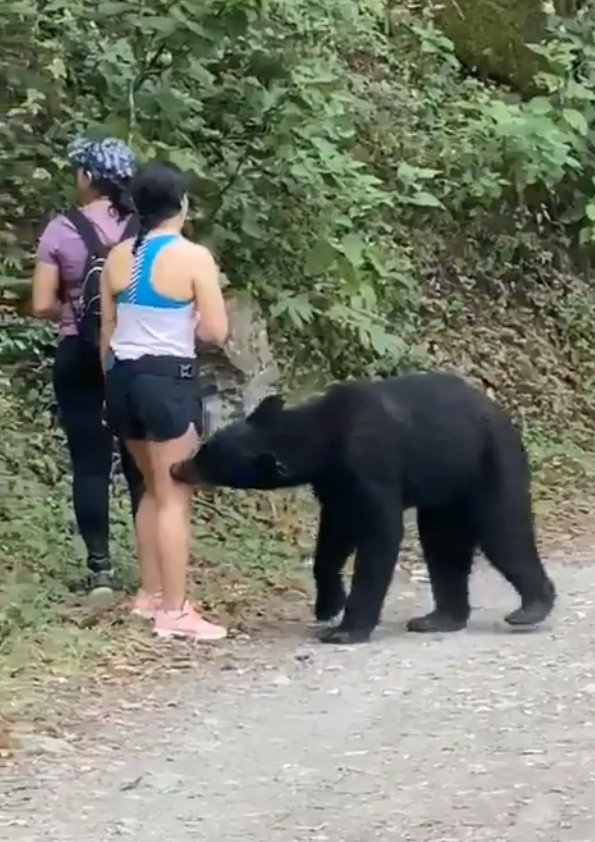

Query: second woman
[{"left": 100, "top": 161, "right": 229, "bottom": 642}]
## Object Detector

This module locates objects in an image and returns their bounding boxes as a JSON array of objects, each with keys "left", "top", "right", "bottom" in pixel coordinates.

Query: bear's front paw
[
  {"left": 315, "top": 585, "right": 346, "bottom": 622},
  {"left": 406, "top": 611, "right": 467, "bottom": 633},
  {"left": 317, "top": 624, "right": 372, "bottom": 645}
]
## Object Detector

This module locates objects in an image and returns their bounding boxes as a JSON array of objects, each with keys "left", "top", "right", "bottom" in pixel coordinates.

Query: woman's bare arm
[
  {"left": 31, "top": 261, "right": 61, "bottom": 320},
  {"left": 100, "top": 257, "right": 117, "bottom": 372},
  {"left": 192, "top": 245, "right": 229, "bottom": 345}
]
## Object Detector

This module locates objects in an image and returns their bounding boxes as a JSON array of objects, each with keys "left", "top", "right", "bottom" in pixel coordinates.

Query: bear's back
[{"left": 320, "top": 371, "right": 510, "bottom": 510}]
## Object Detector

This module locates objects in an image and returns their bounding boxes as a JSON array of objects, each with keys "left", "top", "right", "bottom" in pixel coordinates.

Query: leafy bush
[
  {"left": 3, "top": 0, "right": 595, "bottom": 373},
  {"left": 1, "top": 0, "right": 419, "bottom": 376}
]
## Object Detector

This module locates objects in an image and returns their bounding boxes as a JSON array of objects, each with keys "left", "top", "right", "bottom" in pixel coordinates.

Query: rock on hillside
[{"left": 435, "top": 0, "right": 579, "bottom": 92}]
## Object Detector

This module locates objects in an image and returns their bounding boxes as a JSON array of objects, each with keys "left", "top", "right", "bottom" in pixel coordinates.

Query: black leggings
[{"left": 53, "top": 336, "right": 144, "bottom": 567}]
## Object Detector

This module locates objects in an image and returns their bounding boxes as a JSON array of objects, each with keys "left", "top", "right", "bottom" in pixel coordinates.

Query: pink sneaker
[
  {"left": 131, "top": 591, "right": 162, "bottom": 620},
  {"left": 153, "top": 601, "right": 227, "bottom": 642}
]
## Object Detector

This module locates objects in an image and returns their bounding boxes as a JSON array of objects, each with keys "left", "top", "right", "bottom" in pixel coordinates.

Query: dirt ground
[{"left": 2, "top": 521, "right": 595, "bottom": 841}]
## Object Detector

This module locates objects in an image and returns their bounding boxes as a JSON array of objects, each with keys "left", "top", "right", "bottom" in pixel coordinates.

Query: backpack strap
[
  {"left": 63, "top": 211, "right": 138, "bottom": 327},
  {"left": 120, "top": 214, "right": 139, "bottom": 242},
  {"left": 65, "top": 208, "right": 106, "bottom": 257},
  {"left": 62, "top": 209, "right": 105, "bottom": 328}
]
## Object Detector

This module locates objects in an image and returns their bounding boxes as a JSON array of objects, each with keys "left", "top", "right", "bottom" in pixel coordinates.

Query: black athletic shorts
[{"left": 105, "top": 355, "right": 202, "bottom": 442}]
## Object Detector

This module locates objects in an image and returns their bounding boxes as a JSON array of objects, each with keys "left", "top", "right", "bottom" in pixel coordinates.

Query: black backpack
[{"left": 64, "top": 209, "right": 138, "bottom": 350}]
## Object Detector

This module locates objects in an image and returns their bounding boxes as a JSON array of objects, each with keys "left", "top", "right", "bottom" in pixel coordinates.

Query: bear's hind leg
[
  {"left": 480, "top": 510, "right": 555, "bottom": 626},
  {"left": 478, "top": 469, "right": 555, "bottom": 627},
  {"left": 407, "top": 507, "right": 476, "bottom": 633},
  {"left": 318, "top": 490, "right": 403, "bottom": 645},
  {"left": 313, "top": 503, "right": 354, "bottom": 622}
]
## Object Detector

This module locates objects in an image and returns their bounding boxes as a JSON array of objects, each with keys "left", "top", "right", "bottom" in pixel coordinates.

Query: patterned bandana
[{"left": 67, "top": 136, "right": 137, "bottom": 182}]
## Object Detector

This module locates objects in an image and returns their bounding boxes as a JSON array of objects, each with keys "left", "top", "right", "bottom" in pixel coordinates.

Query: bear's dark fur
[{"left": 172, "top": 372, "right": 556, "bottom": 644}]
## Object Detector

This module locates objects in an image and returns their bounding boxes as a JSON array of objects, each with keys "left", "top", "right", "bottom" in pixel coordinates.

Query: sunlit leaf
[
  {"left": 407, "top": 190, "right": 444, "bottom": 208},
  {"left": 304, "top": 239, "right": 337, "bottom": 275},
  {"left": 340, "top": 232, "right": 365, "bottom": 268},
  {"left": 563, "top": 108, "right": 588, "bottom": 136}
]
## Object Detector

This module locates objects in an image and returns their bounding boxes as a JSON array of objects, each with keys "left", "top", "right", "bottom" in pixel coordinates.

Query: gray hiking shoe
[{"left": 86, "top": 558, "right": 117, "bottom": 607}]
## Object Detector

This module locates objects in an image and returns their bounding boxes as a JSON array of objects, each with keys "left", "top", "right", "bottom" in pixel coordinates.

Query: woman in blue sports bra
[{"left": 100, "top": 161, "right": 229, "bottom": 642}]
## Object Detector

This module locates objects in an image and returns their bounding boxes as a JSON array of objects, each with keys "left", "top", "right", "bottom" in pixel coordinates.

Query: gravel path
[{"left": 3, "top": 559, "right": 595, "bottom": 841}]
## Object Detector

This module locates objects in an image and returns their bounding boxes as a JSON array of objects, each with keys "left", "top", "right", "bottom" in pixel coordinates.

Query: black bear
[{"left": 171, "top": 372, "right": 556, "bottom": 644}]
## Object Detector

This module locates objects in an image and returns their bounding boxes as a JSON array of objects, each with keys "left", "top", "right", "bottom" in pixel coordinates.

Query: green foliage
[
  {"left": 3, "top": 0, "right": 595, "bottom": 375},
  {"left": 1, "top": 0, "right": 428, "bottom": 376}
]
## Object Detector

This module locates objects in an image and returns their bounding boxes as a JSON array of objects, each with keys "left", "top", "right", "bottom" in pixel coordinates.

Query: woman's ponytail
[
  {"left": 132, "top": 217, "right": 150, "bottom": 255},
  {"left": 131, "top": 209, "right": 178, "bottom": 255}
]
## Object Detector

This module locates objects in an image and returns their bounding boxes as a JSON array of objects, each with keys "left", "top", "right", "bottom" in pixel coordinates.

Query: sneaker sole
[
  {"left": 131, "top": 609, "right": 155, "bottom": 620},
  {"left": 87, "top": 586, "right": 116, "bottom": 608},
  {"left": 153, "top": 628, "right": 227, "bottom": 642}
]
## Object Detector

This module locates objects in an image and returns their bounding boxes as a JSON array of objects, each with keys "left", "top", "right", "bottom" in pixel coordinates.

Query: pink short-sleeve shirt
[{"left": 36, "top": 203, "right": 129, "bottom": 338}]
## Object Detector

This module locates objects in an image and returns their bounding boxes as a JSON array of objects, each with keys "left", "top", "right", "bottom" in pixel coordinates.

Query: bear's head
[{"left": 171, "top": 394, "right": 326, "bottom": 490}]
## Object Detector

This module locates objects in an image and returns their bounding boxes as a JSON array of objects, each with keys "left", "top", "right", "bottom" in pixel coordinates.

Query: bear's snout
[{"left": 170, "top": 458, "right": 200, "bottom": 485}]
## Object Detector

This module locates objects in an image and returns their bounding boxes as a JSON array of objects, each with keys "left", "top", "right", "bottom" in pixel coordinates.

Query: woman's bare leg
[
  {"left": 147, "top": 426, "right": 197, "bottom": 610},
  {"left": 149, "top": 425, "right": 226, "bottom": 641},
  {"left": 125, "top": 440, "right": 161, "bottom": 598},
  {"left": 134, "top": 494, "right": 162, "bottom": 595}
]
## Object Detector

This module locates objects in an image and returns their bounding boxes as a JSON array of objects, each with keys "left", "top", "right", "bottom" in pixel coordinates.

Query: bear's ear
[{"left": 247, "top": 394, "right": 285, "bottom": 427}]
